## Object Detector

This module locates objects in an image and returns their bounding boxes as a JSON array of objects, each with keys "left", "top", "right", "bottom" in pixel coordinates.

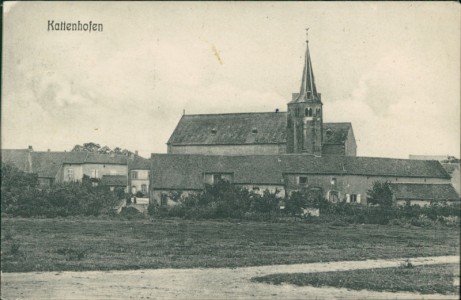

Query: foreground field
[
  {"left": 252, "top": 263, "right": 460, "bottom": 295},
  {"left": 1, "top": 217, "right": 459, "bottom": 272}
]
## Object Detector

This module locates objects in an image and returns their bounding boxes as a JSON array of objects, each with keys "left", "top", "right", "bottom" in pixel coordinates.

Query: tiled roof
[
  {"left": 167, "top": 112, "right": 352, "bottom": 146},
  {"left": 31, "top": 152, "right": 67, "bottom": 178},
  {"left": 1, "top": 149, "right": 31, "bottom": 172},
  {"left": 390, "top": 183, "right": 459, "bottom": 201},
  {"left": 129, "top": 156, "right": 151, "bottom": 170},
  {"left": 441, "top": 163, "right": 459, "bottom": 176},
  {"left": 151, "top": 154, "right": 450, "bottom": 189},
  {"left": 101, "top": 175, "right": 127, "bottom": 186}
]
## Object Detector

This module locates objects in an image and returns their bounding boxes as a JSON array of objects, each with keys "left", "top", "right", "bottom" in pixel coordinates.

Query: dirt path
[{"left": 1, "top": 255, "right": 459, "bottom": 300}]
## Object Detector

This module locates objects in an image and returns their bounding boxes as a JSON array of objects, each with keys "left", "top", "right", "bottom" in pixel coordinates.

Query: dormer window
[
  {"left": 211, "top": 128, "right": 217, "bottom": 135},
  {"left": 251, "top": 128, "right": 258, "bottom": 134}
]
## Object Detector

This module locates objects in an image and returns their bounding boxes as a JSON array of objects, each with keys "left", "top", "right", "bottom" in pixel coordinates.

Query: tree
[{"left": 367, "top": 181, "right": 394, "bottom": 207}]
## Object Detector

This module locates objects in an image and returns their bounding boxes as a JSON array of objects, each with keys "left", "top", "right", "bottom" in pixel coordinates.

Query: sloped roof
[
  {"left": 1, "top": 149, "right": 30, "bottom": 172},
  {"left": 101, "top": 175, "right": 127, "bottom": 186},
  {"left": 31, "top": 152, "right": 67, "bottom": 178},
  {"left": 441, "top": 163, "right": 459, "bottom": 176},
  {"left": 168, "top": 112, "right": 288, "bottom": 146},
  {"left": 323, "top": 123, "right": 352, "bottom": 145},
  {"left": 62, "top": 152, "right": 127, "bottom": 165},
  {"left": 168, "top": 112, "right": 352, "bottom": 146},
  {"left": 389, "top": 183, "right": 459, "bottom": 201},
  {"left": 129, "top": 156, "right": 151, "bottom": 170},
  {"left": 151, "top": 154, "right": 450, "bottom": 189}
]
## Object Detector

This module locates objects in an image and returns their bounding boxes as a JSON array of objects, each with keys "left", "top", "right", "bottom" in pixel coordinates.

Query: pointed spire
[{"left": 293, "top": 30, "right": 319, "bottom": 103}]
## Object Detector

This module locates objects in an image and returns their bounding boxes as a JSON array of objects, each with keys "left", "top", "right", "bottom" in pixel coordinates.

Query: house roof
[
  {"left": 389, "top": 183, "right": 459, "bottom": 201},
  {"left": 101, "top": 175, "right": 127, "bottom": 186},
  {"left": 30, "top": 152, "right": 67, "bottom": 178},
  {"left": 1, "top": 149, "right": 31, "bottom": 172},
  {"left": 441, "top": 163, "right": 459, "bottom": 176},
  {"left": 151, "top": 154, "right": 451, "bottom": 190},
  {"left": 129, "top": 156, "right": 151, "bottom": 170},
  {"left": 62, "top": 152, "right": 128, "bottom": 165},
  {"left": 167, "top": 112, "right": 352, "bottom": 146}
]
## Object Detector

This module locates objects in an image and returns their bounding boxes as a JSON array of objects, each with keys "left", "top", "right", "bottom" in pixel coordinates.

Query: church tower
[{"left": 286, "top": 35, "right": 323, "bottom": 156}]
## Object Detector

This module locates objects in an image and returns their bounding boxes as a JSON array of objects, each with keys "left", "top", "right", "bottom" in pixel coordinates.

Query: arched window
[
  {"left": 305, "top": 108, "right": 309, "bottom": 116},
  {"left": 316, "top": 108, "right": 321, "bottom": 116},
  {"left": 308, "top": 108, "right": 313, "bottom": 117},
  {"left": 328, "top": 190, "right": 339, "bottom": 203},
  {"left": 287, "top": 115, "right": 292, "bottom": 128}
]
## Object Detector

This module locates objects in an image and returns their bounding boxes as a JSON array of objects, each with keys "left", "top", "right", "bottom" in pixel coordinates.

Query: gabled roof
[
  {"left": 1, "top": 149, "right": 31, "bottom": 172},
  {"left": 101, "top": 175, "right": 127, "bottom": 186},
  {"left": 129, "top": 156, "right": 151, "bottom": 170},
  {"left": 168, "top": 112, "right": 353, "bottom": 147},
  {"left": 151, "top": 154, "right": 451, "bottom": 190},
  {"left": 389, "top": 183, "right": 459, "bottom": 201},
  {"left": 31, "top": 152, "right": 67, "bottom": 178},
  {"left": 168, "top": 112, "right": 288, "bottom": 146}
]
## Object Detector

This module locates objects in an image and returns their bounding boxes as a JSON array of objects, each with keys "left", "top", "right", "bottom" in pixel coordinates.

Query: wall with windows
[
  {"left": 283, "top": 173, "right": 450, "bottom": 205},
  {"left": 239, "top": 184, "right": 285, "bottom": 197},
  {"left": 61, "top": 164, "right": 84, "bottom": 182},
  {"left": 82, "top": 164, "right": 127, "bottom": 179},
  {"left": 130, "top": 169, "right": 150, "bottom": 196}
]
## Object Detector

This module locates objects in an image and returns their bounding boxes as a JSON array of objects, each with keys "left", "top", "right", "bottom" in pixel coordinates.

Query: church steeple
[
  {"left": 291, "top": 31, "right": 320, "bottom": 103},
  {"left": 286, "top": 31, "right": 323, "bottom": 156}
]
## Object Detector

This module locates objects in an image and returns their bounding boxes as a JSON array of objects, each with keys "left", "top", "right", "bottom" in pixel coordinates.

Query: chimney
[{"left": 28, "top": 145, "right": 33, "bottom": 151}]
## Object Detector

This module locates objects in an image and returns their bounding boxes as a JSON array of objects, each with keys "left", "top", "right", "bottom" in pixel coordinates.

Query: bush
[{"left": 1, "top": 163, "right": 121, "bottom": 218}]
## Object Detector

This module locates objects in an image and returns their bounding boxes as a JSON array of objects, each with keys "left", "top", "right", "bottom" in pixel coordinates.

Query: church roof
[
  {"left": 151, "top": 154, "right": 450, "bottom": 190},
  {"left": 389, "top": 183, "right": 459, "bottom": 201},
  {"left": 167, "top": 112, "right": 352, "bottom": 146}
]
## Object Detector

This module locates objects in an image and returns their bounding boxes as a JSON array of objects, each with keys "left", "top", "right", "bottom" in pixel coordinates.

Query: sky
[{"left": 2, "top": 2, "right": 460, "bottom": 159}]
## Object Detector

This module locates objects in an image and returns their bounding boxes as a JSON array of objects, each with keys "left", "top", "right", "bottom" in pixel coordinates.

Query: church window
[
  {"left": 287, "top": 115, "right": 292, "bottom": 128},
  {"left": 211, "top": 128, "right": 217, "bottom": 135},
  {"left": 305, "top": 108, "right": 309, "bottom": 116},
  {"left": 308, "top": 108, "right": 313, "bottom": 117},
  {"left": 326, "top": 129, "right": 333, "bottom": 137},
  {"left": 252, "top": 128, "right": 258, "bottom": 134},
  {"left": 316, "top": 108, "right": 321, "bottom": 116}
]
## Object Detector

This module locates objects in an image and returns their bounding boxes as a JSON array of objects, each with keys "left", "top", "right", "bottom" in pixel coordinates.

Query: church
[
  {"left": 167, "top": 38, "right": 356, "bottom": 157},
  {"left": 150, "top": 37, "right": 458, "bottom": 207}
]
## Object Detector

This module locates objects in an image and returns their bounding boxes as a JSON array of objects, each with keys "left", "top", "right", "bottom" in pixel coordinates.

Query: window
[
  {"left": 316, "top": 108, "right": 321, "bottom": 116},
  {"left": 331, "top": 177, "right": 337, "bottom": 185},
  {"left": 305, "top": 108, "right": 309, "bottom": 116},
  {"left": 160, "top": 193, "right": 168, "bottom": 207},
  {"left": 308, "top": 108, "right": 313, "bottom": 117},
  {"left": 350, "top": 194, "right": 357, "bottom": 202},
  {"left": 251, "top": 128, "right": 258, "bottom": 134},
  {"left": 141, "top": 184, "right": 147, "bottom": 193},
  {"left": 211, "top": 128, "right": 217, "bottom": 135},
  {"left": 253, "top": 186, "right": 260, "bottom": 191},
  {"left": 299, "top": 176, "right": 308, "bottom": 185},
  {"left": 213, "top": 174, "right": 222, "bottom": 184},
  {"left": 328, "top": 190, "right": 339, "bottom": 203},
  {"left": 67, "top": 168, "right": 74, "bottom": 180},
  {"left": 131, "top": 171, "right": 138, "bottom": 179},
  {"left": 287, "top": 114, "right": 292, "bottom": 128}
]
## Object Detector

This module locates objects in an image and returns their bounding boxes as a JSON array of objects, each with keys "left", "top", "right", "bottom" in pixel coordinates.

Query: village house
[
  {"left": 128, "top": 155, "right": 151, "bottom": 197},
  {"left": 150, "top": 154, "right": 457, "bottom": 207}
]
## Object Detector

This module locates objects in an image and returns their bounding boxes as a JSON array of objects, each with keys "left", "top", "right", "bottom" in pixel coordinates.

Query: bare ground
[{"left": 1, "top": 255, "right": 459, "bottom": 300}]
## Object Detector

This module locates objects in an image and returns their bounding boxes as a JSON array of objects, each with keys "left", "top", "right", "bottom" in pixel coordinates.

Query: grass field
[
  {"left": 1, "top": 217, "right": 459, "bottom": 272},
  {"left": 252, "top": 263, "right": 460, "bottom": 295}
]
